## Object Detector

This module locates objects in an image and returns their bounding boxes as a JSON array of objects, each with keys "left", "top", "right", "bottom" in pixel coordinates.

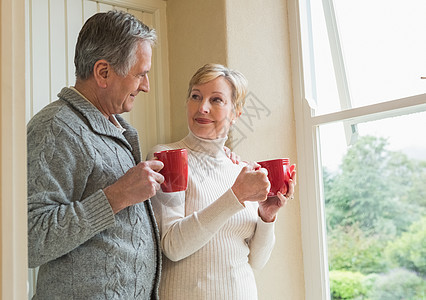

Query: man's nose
[{"left": 139, "top": 75, "right": 150, "bottom": 93}]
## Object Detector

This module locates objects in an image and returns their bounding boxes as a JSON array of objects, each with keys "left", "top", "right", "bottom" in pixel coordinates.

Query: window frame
[{"left": 288, "top": 0, "right": 426, "bottom": 299}]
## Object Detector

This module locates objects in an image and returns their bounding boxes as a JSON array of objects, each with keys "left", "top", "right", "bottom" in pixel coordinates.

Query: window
[{"left": 289, "top": 0, "right": 426, "bottom": 299}]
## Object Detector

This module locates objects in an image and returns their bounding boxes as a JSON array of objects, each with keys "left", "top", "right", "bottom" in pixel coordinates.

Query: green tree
[
  {"left": 325, "top": 136, "right": 419, "bottom": 236},
  {"left": 385, "top": 217, "right": 426, "bottom": 276},
  {"left": 328, "top": 224, "right": 388, "bottom": 274},
  {"left": 324, "top": 135, "right": 426, "bottom": 276},
  {"left": 367, "top": 268, "right": 426, "bottom": 300},
  {"left": 405, "top": 160, "right": 426, "bottom": 209},
  {"left": 329, "top": 270, "right": 366, "bottom": 299}
]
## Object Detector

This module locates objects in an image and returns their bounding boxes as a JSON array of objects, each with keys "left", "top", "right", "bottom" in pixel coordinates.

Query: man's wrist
[{"left": 104, "top": 185, "right": 126, "bottom": 214}]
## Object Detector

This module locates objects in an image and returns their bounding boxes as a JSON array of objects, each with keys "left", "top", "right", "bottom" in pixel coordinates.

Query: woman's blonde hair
[{"left": 187, "top": 63, "right": 248, "bottom": 114}]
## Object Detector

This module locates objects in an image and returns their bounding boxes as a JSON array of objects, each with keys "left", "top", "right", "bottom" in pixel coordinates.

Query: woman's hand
[
  {"left": 258, "top": 165, "right": 297, "bottom": 222},
  {"left": 223, "top": 146, "right": 241, "bottom": 164},
  {"left": 231, "top": 162, "right": 270, "bottom": 204}
]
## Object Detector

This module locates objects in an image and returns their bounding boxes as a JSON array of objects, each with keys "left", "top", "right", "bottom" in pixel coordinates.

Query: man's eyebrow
[{"left": 135, "top": 70, "right": 149, "bottom": 77}]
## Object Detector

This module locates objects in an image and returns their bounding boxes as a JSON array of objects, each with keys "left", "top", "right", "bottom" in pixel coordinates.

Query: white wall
[{"left": 225, "top": 1, "right": 304, "bottom": 299}]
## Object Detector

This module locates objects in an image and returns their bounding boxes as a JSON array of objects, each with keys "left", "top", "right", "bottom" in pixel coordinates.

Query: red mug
[
  {"left": 258, "top": 158, "right": 293, "bottom": 197},
  {"left": 154, "top": 149, "right": 188, "bottom": 193}
]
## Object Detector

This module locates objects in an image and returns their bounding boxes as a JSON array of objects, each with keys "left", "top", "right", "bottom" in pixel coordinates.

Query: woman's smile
[{"left": 194, "top": 117, "right": 214, "bottom": 124}]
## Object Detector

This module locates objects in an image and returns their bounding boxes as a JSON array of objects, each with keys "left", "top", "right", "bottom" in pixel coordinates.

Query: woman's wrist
[
  {"left": 258, "top": 209, "right": 276, "bottom": 223},
  {"left": 231, "top": 185, "right": 246, "bottom": 205}
]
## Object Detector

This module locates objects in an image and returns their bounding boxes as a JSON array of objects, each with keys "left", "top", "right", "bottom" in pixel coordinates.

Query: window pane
[
  {"left": 319, "top": 111, "right": 426, "bottom": 299},
  {"left": 309, "top": 0, "right": 426, "bottom": 115},
  {"left": 335, "top": 0, "right": 426, "bottom": 105},
  {"left": 308, "top": 0, "right": 341, "bottom": 115}
]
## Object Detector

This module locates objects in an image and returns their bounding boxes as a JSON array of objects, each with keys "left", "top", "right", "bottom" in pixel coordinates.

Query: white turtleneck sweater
[{"left": 147, "top": 131, "right": 276, "bottom": 300}]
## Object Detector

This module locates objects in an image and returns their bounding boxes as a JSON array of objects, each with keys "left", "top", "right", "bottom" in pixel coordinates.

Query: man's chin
[{"left": 123, "top": 102, "right": 135, "bottom": 113}]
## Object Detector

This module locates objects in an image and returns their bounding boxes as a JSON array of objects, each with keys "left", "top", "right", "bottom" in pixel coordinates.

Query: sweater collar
[
  {"left": 58, "top": 87, "right": 128, "bottom": 137},
  {"left": 182, "top": 129, "right": 228, "bottom": 158},
  {"left": 57, "top": 87, "right": 139, "bottom": 153}
]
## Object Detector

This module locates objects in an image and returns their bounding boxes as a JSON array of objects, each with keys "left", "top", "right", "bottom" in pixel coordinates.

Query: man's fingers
[
  {"left": 153, "top": 171, "right": 165, "bottom": 184},
  {"left": 144, "top": 159, "right": 164, "bottom": 172}
]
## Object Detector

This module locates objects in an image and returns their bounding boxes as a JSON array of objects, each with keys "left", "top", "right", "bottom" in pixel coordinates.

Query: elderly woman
[{"left": 148, "top": 63, "right": 296, "bottom": 299}]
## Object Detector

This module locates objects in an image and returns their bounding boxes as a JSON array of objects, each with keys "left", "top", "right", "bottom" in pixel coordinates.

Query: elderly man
[{"left": 27, "top": 10, "right": 164, "bottom": 299}]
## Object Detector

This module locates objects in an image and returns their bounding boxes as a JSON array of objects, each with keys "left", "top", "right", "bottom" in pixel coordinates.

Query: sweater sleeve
[
  {"left": 151, "top": 188, "right": 244, "bottom": 262},
  {"left": 27, "top": 119, "right": 116, "bottom": 268},
  {"left": 246, "top": 208, "right": 276, "bottom": 269}
]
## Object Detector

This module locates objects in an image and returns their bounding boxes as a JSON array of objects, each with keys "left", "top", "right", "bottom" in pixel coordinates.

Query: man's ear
[{"left": 93, "top": 60, "right": 110, "bottom": 88}]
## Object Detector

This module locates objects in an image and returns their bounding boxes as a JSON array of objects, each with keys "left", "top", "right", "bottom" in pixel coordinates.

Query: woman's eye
[
  {"left": 191, "top": 94, "right": 201, "bottom": 100},
  {"left": 212, "top": 97, "right": 224, "bottom": 104}
]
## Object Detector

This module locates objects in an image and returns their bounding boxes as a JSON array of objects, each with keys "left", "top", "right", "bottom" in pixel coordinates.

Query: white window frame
[{"left": 288, "top": 0, "right": 426, "bottom": 299}]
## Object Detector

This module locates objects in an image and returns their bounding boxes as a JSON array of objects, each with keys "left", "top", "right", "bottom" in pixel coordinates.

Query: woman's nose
[{"left": 198, "top": 99, "right": 210, "bottom": 114}]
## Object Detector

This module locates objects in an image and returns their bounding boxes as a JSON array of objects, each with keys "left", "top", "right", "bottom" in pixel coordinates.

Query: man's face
[{"left": 106, "top": 41, "right": 152, "bottom": 115}]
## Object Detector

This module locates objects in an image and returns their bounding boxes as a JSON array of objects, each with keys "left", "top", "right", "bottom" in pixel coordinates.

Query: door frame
[{"left": 1, "top": 0, "right": 28, "bottom": 298}]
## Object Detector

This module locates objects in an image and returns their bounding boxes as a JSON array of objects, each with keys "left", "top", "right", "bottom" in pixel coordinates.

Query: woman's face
[{"left": 187, "top": 76, "right": 237, "bottom": 140}]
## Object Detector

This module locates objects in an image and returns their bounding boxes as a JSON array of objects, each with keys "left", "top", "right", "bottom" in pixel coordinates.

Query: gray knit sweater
[{"left": 27, "top": 87, "right": 161, "bottom": 299}]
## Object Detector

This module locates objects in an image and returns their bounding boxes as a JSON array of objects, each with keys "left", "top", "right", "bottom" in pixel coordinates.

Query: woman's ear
[
  {"left": 231, "top": 111, "right": 242, "bottom": 125},
  {"left": 93, "top": 60, "right": 110, "bottom": 88}
]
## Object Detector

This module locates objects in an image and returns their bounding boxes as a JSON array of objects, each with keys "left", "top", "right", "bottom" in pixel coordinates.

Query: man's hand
[{"left": 104, "top": 160, "right": 164, "bottom": 214}]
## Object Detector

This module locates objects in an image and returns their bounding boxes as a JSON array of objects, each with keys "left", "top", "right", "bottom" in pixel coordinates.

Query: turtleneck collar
[{"left": 182, "top": 129, "right": 228, "bottom": 158}]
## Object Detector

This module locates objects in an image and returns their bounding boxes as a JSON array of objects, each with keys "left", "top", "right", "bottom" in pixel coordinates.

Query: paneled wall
[
  {"left": 26, "top": 0, "right": 169, "bottom": 297},
  {"left": 26, "top": 0, "right": 170, "bottom": 155}
]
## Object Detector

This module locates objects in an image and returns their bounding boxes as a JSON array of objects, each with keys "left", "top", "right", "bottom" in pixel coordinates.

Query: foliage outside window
[{"left": 289, "top": 0, "right": 426, "bottom": 298}]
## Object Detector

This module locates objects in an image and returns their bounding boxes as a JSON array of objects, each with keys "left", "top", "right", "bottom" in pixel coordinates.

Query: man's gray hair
[{"left": 74, "top": 10, "right": 157, "bottom": 80}]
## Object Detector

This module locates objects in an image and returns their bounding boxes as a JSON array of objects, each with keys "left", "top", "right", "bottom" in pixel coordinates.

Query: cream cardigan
[{"left": 148, "top": 131, "right": 276, "bottom": 300}]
